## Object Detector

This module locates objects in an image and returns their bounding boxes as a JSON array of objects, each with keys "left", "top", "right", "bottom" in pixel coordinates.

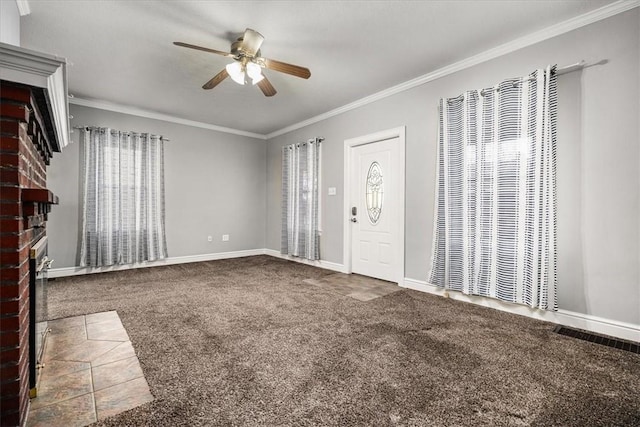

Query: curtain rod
[
  {"left": 448, "top": 60, "right": 596, "bottom": 101},
  {"left": 285, "top": 137, "right": 324, "bottom": 149},
  {"left": 556, "top": 60, "right": 586, "bottom": 75},
  {"left": 72, "top": 126, "right": 169, "bottom": 141},
  {"left": 506, "top": 60, "right": 590, "bottom": 81}
]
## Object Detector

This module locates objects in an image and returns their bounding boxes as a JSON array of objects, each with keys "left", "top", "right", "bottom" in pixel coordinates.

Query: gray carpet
[{"left": 48, "top": 256, "right": 640, "bottom": 426}]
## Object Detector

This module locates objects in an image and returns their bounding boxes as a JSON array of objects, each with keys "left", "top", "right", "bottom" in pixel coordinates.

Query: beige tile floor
[
  {"left": 27, "top": 311, "right": 153, "bottom": 427},
  {"left": 303, "top": 273, "right": 400, "bottom": 301}
]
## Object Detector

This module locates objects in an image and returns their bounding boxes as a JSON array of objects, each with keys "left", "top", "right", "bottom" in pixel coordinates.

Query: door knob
[{"left": 351, "top": 217, "right": 358, "bottom": 223}]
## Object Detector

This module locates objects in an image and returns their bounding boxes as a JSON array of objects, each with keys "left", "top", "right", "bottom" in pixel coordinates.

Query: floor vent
[{"left": 553, "top": 325, "right": 639, "bottom": 354}]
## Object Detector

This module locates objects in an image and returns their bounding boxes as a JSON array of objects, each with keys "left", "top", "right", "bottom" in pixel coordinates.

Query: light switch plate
[{"left": 328, "top": 187, "right": 337, "bottom": 196}]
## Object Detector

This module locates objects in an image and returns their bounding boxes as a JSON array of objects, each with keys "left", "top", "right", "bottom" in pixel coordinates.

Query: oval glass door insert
[{"left": 366, "top": 161, "right": 384, "bottom": 224}]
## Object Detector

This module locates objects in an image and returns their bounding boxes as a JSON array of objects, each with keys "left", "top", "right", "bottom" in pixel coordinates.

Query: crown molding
[
  {"left": 16, "top": 0, "right": 30, "bottom": 16},
  {"left": 266, "top": 0, "right": 639, "bottom": 139},
  {"left": 0, "top": 42, "right": 69, "bottom": 149},
  {"left": 69, "top": 97, "right": 267, "bottom": 140},
  {"left": 64, "top": 1, "right": 638, "bottom": 141}
]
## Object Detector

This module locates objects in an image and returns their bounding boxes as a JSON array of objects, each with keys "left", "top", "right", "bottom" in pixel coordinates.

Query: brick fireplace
[{"left": 0, "top": 43, "right": 68, "bottom": 427}]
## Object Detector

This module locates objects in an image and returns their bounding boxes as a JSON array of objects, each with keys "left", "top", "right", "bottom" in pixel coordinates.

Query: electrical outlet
[
  {"left": 222, "top": 234, "right": 229, "bottom": 242},
  {"left": 207, "top": 236, "right": 212, "bottom": 242}
]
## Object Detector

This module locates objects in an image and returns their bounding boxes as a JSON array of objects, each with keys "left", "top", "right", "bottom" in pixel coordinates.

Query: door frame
[{"left": 343, "top": 126, "right": 406, "bottom": 284}]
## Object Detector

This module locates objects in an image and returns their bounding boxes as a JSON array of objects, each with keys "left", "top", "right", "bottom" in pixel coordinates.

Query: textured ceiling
[{"left": 21, "top": 0, "right": 615, "bottom": 135}]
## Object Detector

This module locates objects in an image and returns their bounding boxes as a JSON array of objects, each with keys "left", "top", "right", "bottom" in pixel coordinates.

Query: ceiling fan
[{"left": 174, "top": 28, "right": 311, "bottom": 97}]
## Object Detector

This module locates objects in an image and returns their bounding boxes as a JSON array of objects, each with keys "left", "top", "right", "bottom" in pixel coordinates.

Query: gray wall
[
  {"left": 47, "top": 10, "right": 639, "bottom": 326},
  {"left": 266, "top": 10, "right": 640, "bottom": 325},
  {"left": 1, "top": 0, "right": 20, "bottom": 46},
  {"left": 48, "top": 104, "right": 266, "bottom": 268}
]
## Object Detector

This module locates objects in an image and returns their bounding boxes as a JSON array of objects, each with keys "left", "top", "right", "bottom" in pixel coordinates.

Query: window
[
  {"left": 428, "top": 66, "right": 557, "bottom": 310},
  {"left": 281, "top": 138, "right": 321, "bottom": 260},
  {"left": 365, "top": 161, "right": 383, "bottom": 224},
  {"left": 80, "top": 127, "right": 167, "bottom": 267}
]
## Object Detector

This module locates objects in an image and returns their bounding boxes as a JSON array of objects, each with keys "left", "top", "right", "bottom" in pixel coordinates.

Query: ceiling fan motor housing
[
  {"left": 230, "top": 39, "right": 245, "bottom": 56},
  {"left": 231, "top": 29, "right": 263, "bottom": 59}
]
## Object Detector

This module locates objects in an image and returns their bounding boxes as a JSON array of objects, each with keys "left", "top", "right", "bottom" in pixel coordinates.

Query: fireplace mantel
[
  {"left": 0, "top": 42, "right": 69, "bottom": 150},
  {"left": 0, "top": 43, "right": 67, "bottom": 426}
]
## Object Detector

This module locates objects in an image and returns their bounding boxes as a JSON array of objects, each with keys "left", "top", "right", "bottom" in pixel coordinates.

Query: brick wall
[{"left": 0, "top": 82, "right": 53, "bottom": 427}]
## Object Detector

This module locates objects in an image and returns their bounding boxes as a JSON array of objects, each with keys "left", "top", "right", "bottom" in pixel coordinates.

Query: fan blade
[
  {"left": 241, "top": 28, "right": 264, "bottom": 56},
  {"left": 173, "top": 42, "right": 233, "bottom": 57},
  {"left": 257, "top": 76, "right": 277, "bottom": 97},
  {"left": 202, "top": 69, "right": 229, "bottom": 90},
  {"left": 262, "top": 58, "right": 311, "bottom": 79}
]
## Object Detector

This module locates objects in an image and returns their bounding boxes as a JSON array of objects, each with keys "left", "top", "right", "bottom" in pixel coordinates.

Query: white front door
[{"left": 348, "top": 135, "right": 401, "bottom": 282}]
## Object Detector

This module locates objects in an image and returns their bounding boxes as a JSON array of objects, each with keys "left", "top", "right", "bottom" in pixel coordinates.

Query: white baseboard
[
  {"left": 48, "top": 248, "right": 347, "bottom": 278},
  {"left": 402, "top": 278, "right": 640, "bottom": 343},
  {"left": 49, "top": 253, "right": 637, "bottom": 343},
  {"left": 48, "top": 249, "right": 266, "bottom": 278},
  {"left": 263, "top": 249, "right": 347, "bottom": 273}
]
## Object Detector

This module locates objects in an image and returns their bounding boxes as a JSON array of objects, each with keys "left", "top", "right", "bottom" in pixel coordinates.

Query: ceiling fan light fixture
[
  {"left": 225, "top": 62, "right": 245, "bottom": 85},
  {"left": 251, "top": 74, "right": 265, "bottom": 85},
  {"left": 246, "top": 62, "right": 264, "bottom": 85}
]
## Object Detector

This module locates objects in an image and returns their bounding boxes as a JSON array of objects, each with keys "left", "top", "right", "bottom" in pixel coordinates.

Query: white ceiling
[{"left": 21, "top": 0, "right": 616, "bottom": 136}]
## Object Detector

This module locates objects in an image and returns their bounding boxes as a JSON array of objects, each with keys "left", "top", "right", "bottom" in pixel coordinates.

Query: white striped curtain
[
  {"left": 80, "top": 127, "right": 168, "bottom": 267},
  {"left": 428, "top": 66, "right": 557, "bottom": 310},
  {"left": 281, "top": 139, "right": 321, "bottom": 260}
]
